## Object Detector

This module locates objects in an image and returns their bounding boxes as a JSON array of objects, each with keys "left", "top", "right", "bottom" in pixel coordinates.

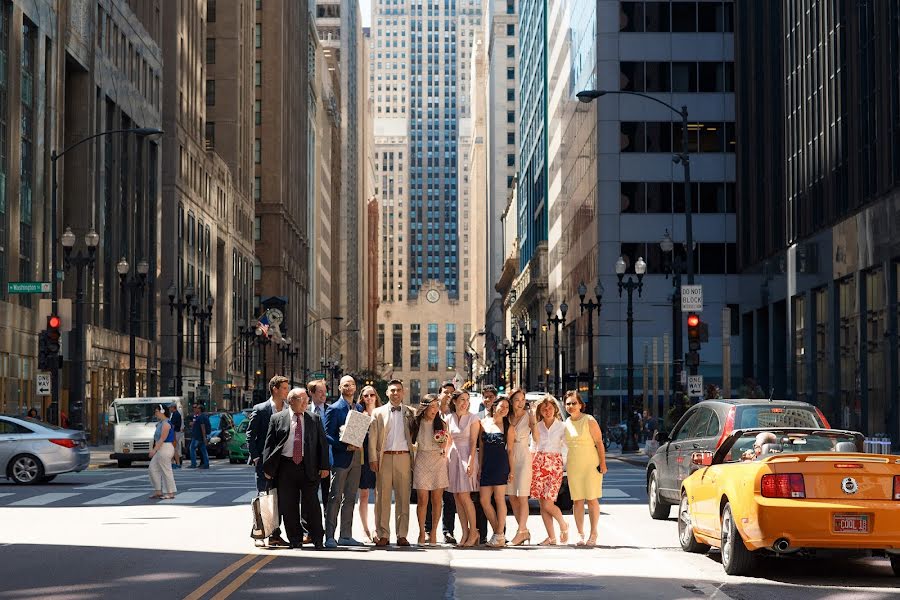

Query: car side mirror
[
  {"left": 656, "top": 431, "right": 669, "bottom": 444},
  {"left": 691, "top": 451, "right": 713, "bottom": 467},
  {"left": 107, "top": 406, "right": 116, "bottom": 423}
]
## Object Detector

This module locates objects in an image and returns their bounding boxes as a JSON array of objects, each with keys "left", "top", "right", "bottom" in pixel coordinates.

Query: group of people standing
[{"left": 246, "top": 374, "right": 608, "bottom": 550}]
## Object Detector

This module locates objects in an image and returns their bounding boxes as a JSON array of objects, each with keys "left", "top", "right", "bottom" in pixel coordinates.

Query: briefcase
[{"left": 250, "top": 490, "right": 279, "bottom": 540}]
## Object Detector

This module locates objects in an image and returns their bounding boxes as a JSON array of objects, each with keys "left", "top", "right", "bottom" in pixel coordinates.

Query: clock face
[{"left": 426, "top": 289, "right": 440, "bottom": 303}]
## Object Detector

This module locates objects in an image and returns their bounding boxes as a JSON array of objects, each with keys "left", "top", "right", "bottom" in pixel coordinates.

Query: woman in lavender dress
[{"left": 446, "top": 390, "right": 480, "bottom": 547}]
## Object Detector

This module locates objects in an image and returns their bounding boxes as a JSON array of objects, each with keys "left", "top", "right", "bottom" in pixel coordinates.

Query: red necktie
[{"left": 293, "top": 413, "right": 303, "bottom": 465}]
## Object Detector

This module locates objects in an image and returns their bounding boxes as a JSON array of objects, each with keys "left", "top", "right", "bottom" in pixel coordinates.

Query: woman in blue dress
[
  {"left": 356, "top": 385, "right": 381, "bottom": 543},
  {"left": 475, "top": 397, "right": 516, "bottom": 547}
]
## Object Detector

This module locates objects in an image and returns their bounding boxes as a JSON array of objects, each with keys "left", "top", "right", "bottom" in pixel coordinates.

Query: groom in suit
[
  {"left": 262, "top": 387, "right": 330, "bottom": 549},
  {"left": 368, "top": 379, "right": 416, "bottom": 547},
  {"left": 323, "top": 375, "right": 363, "bottom": 548}
]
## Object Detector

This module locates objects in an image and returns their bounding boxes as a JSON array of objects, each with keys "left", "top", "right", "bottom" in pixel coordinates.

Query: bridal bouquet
[{"left": 433, "top": 429, "right": 450, "bottom": 454}]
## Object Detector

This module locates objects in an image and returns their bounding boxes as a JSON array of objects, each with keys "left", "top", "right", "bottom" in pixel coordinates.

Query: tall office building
[
  {"left": 371, "top": 0, "right": 483, "bottom": 401},
  {"left": 735, "top": 0, "right": 900, "bottom": 444}
]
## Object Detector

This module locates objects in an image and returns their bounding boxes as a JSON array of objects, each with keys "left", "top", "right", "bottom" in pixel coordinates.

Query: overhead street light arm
[
  {"left": 53, "top": 127, "right": 164, "bottom": 161},
  {"left": 576, "top": 89, "right": 686, "bottom": 120}
]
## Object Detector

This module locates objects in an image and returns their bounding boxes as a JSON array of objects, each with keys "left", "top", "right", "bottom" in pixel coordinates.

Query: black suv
[{"left": 646, "top": 398, "right": 830, "bottom": 520}]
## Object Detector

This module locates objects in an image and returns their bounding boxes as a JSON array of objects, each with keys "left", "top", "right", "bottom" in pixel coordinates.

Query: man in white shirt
[{"left": 368, "top": 379, "right": 416, "bottom": 546}]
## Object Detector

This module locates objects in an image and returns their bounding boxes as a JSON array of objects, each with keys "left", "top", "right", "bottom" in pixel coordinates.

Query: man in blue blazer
[{"left": 323, "top": 374, "right": 363, "bottom": 547}]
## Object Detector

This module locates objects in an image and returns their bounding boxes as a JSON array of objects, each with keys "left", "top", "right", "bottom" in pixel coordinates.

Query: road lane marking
[
  {"left": 160, "top": 492, "right": 215, "bottom": 504},
  {"left": 209, "top": 555, "right": 278, "bottom": 600},
  {"left": 600, "top": 488, "right": 630, "bottom": 498},
  {"left": 83, "top": 492, "right": 147, "bottom": 505},
  {"left": 9, "top": 493, "right": 80, "bottom": 506},
  {"left": 77, "top": 474, "right": 147, "bottom": 490},
  {"left": 0, "top": 493, "right": 15, "bottom": 500},
  {"left": 232, "top": 491, "right": 258, "bottom": 503},
  {"left": 181, "top": 553, "right": 261, "bottom": 600}
]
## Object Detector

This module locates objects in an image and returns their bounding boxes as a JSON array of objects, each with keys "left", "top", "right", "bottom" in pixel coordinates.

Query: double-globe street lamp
[
  {"left": 578, "top": 281, "right": 603, "bottom": 421},
  {"left": 117, "top": 258, "right": 150, "bottom": 398},
  {"left": 515, "top": 318, "right": 537, "bottom": 390},
  {"left": 61, "top": 227, "right": 99, "bottom": 430},
  {"left": 237, "top": 322, "right": 257, "bottom": 396},
  {"left": 191, "top": 295, "right": 214, "bottom": 395},
  {"left": 545, "top": 301, "right": 568, "bottom": 397},
  {"left": 167, "top": 283, "right": 195, "bottom": 396},
  {"left": 49, "top": 126, "right": 163, "bottom": 424},
  {"left": 616, "top": 255, "right": 646, "bottom": 453}
]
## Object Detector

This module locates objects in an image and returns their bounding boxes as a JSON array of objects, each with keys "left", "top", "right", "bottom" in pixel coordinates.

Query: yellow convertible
[{"left": 679, "top": 428, "right": 900, "bottom": 576}]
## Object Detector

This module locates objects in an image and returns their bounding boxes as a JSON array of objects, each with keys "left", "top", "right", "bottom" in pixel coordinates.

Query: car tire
[
  {"left": 678, "top": 493, "right": 710, "bottom": 554},
  {"left": 117, "top": 460, "right": 132, "bottom": 468},
  {"left": 39, "top": 475, "right": 57, "bottom": 483},
  {"left": 890, "top": 554, "right": 900, "bottom": 577},
  {"left": 721, "top": 502, "right": 755, "bottom": 576},
  {"left": 648, "top": 470, "right": 671, "bottom": 520},
  {"left": 9, "top": 454, "right": 44, "bottom": 485}
]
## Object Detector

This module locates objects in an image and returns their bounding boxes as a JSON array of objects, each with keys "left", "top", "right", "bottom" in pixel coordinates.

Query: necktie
[
  {"left": 293, "top": 413, "right": 303, "bottom": 464},
  {"left": 391, "top": 406, "right": 401, "bottom": 412}
]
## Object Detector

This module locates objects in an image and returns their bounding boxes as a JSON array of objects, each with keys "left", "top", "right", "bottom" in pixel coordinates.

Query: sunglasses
[
  {"left": 564, "top": 402, "right": 579, "bottom": 407},
  {"left": 363, "top": 393, "right": 376, "bottom": 397}
]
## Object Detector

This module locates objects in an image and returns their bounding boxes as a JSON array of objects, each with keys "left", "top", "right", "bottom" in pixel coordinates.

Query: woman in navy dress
[
  {"left": 356, "top": 385, "right": 381, "bottom": 543},
  {"left": 475, "top": 397, "right": 516, "bottom": 547}
]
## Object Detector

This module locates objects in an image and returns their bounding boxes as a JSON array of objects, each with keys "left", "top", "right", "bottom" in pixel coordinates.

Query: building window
[
  {"left": 507, "top": 154, "right": 514, "bottom": 166},
  {"left": 506, "top": 44, "right": 514, "bottom": 58},
  {"left": 793, "top": 294, "right": 807, "bottom": 404},
  {"left": 506, "top": 88, "right": 514, "bottom": 101},
  {"left": 507, "top": 110, "right": 514, "bottom": 123},
  {"left": 205, "top": 121, "right": 215, "bottom": 147},
  {"left": 838, "top": 277, "right": 861, "bottom": 431},
  {"left": 410, "top": 324, "right": 421, "bottom": 370},
  {"left": 19, "top": 19, "right": 35, "bottom": 298},
  {"left": 865, "top": 269, "right": 886, "bottom": 437},
  {"left": 409, "top": 379, "right": 421, "bottom": 403},
  {"left": 507, "top": 23, "right": 514, "bottom": 35},
  {"left": 255, "top": 61, "right": 261, "bottom": 86},
  {"left": 253, "top": 216, "right": 261, "bottom": 240},
  {"left": 507, "top": 131, "right": 515, "bottom": 145},
  {"left": 205, "top": 79, "right": 215, "bottom": 105},
  {"left": 255, "top": 23, "right": 262, "bottom": 48},
  {"left": 377, "top": 324, "right": 385, "bottom": 362},
  {"left": 207, "top": 0, "right": 216, "bottom": 22},
  {"left": 446, "top": 324, "right": 456, "bottom": 370},
  {"left": 392, "top": 324, "right": 403, "bottom": 368},
  {"left": 427, "top": 323, "right": 438, "bottom": 371},
  {"left": 427, "top": 379, "right": 439, "bottom": 394},
  {"left": 254, "top": 138, "right": 261, "bottom": 163},
  {"left": 254, "top": 99, "right": 261, "bottom": 125},
  {"left": 506, "top": 0, "right": 514, "bottom": 15},
  {"left": 507, "top": 67, "right": 514, "bottom": 80},
  {"left": 206, "top": 38, "right": 215, "bottom": 63}
]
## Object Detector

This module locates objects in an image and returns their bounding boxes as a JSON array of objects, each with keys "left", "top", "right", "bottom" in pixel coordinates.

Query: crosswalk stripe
[
  {"left": 0, "top": 493, "right": 15, "bottom": 500},
  {"left": 160, "top": 491, "right": 215, "bottom": 504},
  {"left": 9, "top": 493, "right": 80, "bottom": 506},
  {"left": 83, "top": 492, "right": 147, "bottom": 505},
  {"left": 232, "top": 491, "right": 258, "bottom": 503},
  {"left": 600, "top": 488, "right": 631, "bottom": 498},
  {"left": 78, "top": 475, "right": 147, "bottom": 490}
]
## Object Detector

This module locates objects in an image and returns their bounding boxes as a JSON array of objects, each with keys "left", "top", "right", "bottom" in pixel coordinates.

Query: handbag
[{"left": 250, "top": 488, "right": 279, "bottom": 540}]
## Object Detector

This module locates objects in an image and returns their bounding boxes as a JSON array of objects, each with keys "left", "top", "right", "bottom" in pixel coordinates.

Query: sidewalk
[{"left": 88, "top": 444, "right": 117, "bottom": 469}]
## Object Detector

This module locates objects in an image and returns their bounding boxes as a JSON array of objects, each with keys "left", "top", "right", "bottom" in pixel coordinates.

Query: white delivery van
[{"left": 108, "top": 397, "right": 182, "bottom": 467}]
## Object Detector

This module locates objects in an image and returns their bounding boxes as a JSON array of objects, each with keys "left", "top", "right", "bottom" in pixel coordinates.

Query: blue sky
[{"left": 360, "top": 0, "right": 371, "bottom": 27}]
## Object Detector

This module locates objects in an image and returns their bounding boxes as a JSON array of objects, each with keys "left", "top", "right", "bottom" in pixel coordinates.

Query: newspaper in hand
[{"left": 339, "top": 409, "right": 373, "bottom": 448}]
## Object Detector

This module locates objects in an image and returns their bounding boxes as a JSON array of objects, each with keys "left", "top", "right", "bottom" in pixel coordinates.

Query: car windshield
[
  {"left": 736, "top": 406, "right": 823, "bottom": 429},
  {"left": 723, "top": 431, "right": 859, "bottom": 463},
  {"left": 115, "top": 404, "right": 158, "bottom": 424},
  {"left": 209, "top": 414, "right": 221, "bottom": 430},
  {"left": 237, "top": 419, "right": 249, "bottom": 433}
]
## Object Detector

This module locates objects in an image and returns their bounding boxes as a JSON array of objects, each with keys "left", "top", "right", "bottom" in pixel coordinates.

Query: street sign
[
  {"left": 8, "top": 281, "right": 50, "bottom": 294},
  {"left": 196, "top": 385, "right": 210, "bottom": 406},
  {"left": 681, "top": 284, "right": 703, "bottom": 312},
  {"left": 311, "top": 371, "right": 325, "bottom": 379},
  {"left": 36, "top": 372, "right": 51, "bottom": 396},
  {"left": 242, "top": 390, "right": 254, "bottom": 406},
  {"left": 688, "top": 375, "right": 704, "bottom": 397}
]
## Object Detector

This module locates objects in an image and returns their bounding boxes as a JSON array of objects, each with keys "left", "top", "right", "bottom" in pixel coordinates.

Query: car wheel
[
  {"left": 39, "top": 475, "right": 57, "bottom": 483},
  {"left": 890, "top": 554, "right": 900, "bottom": 577},
  {"left": 117, "top": 460, "right": 132, "bottom": 468},
  {"left": 9, "top": 454, "right": 44, "bottom": 485},
  {"left": 721, "top": 502, "right": 755, "bottom": 576},
  {"left": 648, "top": 470, "right": 671, "bottom": 520},
  {"left": 678, "top": 493, "right": 710, "bottom": 553}
]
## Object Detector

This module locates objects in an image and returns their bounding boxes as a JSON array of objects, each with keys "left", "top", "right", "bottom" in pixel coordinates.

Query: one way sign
[{"left": 36, "top": 372, "right": 51, "bottom": 396}]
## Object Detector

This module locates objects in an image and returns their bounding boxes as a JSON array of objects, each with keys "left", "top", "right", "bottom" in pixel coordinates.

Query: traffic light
[
  {"left": 46, "top": 315, "right": 62, "bottom": 354},
  {"left": 687, "top": 313, "right": 701, "bottom": 351}
]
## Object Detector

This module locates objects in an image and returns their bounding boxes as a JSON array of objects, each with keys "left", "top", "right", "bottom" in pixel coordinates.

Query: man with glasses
[{"left": 323, "top": 375, "right": 364, "bottom": 548}]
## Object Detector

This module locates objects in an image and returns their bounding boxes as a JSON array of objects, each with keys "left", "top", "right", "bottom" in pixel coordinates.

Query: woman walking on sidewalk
[{"left": 149, "top": 404, "right": 177, "bottom": 500}]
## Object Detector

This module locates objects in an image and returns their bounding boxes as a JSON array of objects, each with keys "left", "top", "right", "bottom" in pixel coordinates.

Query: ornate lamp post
[
  {"left": 117, "top": 257, "right": 149, "bottom": 397},
  {"left": 503, "top": 338, "right": 517, "bottom": 389},
  {"left": 238, "top": 323, "right": 256, "bottom": 393},
  {"left": 288, "top": 345, "right": 299, "bottom": 387},
  {"left": 256, "top": 329, "right": 270, "bottom": 389},
  {"left": 578, "top": 280, "right": 603, "bottom": 421},
  {"left": 616, "top": 255, "right": 646, "bottom": 453},
  {"left": 61, "top": 227, "right": 99, "bottom": 430},
  {"left": 167, "top": 283, "right": 195, "bottom": 396},
  {"left": 545, "top": 300, "right": 568, "bottom": 397},
  {"left": 191, "top": 295, "right": 214, "bottom": 392}
]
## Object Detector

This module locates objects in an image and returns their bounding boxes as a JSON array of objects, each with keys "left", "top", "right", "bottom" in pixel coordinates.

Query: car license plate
[{"left": 833, "top": 513, "right": 869, "bottom": 534}]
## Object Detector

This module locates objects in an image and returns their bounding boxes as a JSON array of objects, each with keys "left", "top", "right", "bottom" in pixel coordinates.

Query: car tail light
[
  {"left": 50, "top": 439, "right": 77, "bottom": 448},
  {"left": 716, "top": 406, "right": 736, "bottom": 448},
  {"left": 761, "top": 473, "right": 806, "bottom": 498},
  {"left": 894, "top": 476, "right": 900, "bottom": 501},
  {"left": 814, "top": 407, "right": 831, "bottom": 429}
]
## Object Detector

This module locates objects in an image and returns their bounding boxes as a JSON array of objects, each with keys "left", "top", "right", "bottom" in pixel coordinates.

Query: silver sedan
[{"left": 0, "top": 415, "right": 90, "bottom": 484}]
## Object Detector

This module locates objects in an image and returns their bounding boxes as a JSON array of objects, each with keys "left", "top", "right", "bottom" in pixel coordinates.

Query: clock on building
[{"left": 426, "top": 289, "right": 440, "bottom": 303}]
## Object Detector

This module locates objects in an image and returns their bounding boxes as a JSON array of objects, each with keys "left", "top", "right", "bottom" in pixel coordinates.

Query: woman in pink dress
[{"left": 446, "top": 390, "right": 480, "bottom": 547}]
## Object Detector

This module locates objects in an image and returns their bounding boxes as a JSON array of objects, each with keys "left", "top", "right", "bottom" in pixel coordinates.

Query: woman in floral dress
[{"left": 530, "top": 395, "right": 569, "bottom": 545}]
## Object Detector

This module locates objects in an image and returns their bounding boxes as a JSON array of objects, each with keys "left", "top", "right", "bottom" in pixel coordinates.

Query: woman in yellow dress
[{"left": 563, "top": 390, "right": 607, "bottom": 546}]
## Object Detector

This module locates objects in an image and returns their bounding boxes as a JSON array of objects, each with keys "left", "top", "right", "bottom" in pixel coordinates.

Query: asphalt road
[{"left": 1, "top": 458, "right": 897, "bottom": 600}]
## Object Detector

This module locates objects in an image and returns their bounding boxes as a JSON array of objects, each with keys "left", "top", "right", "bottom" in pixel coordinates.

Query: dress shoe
[
  {"left": 443, "top": 533, "right": 457, "bottom": 545},
  {"left": 324, "top": 538, "right": 338, "bottom": 549},
  {"left": 314, "top": 541, "right": 325, "bottom": 550},
  {"left": 396, "top": 537, "right": 411, "bottom": 547},
  {"left": 338, "top": 537, "right": 364, "bottom": 547},
  {"left": 290, "top": 542, "right": 304, "bottom": 549},
  {"left": 267, "top": 536, "right": 290, "bottom": 548},
  {"left": 374, "top": 537, "right": 389, "bottom": 547}
]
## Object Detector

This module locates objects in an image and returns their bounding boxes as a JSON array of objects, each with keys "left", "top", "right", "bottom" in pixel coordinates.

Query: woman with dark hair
[
  {"left": 563, "top": 390, "right": 606, "bottom": 546},
  {"left": 530, "top": 395, "right": 569, "bottom": 545},
  {"left": 26, "top": 408, "right": 39, "bottom": 420},
  {"left": 356, "top": 385, "right": 382, "bottom": 543},
  {"left": 446, "top": 390, "right": 480, "bottom": 547},
  {"left": 475, "top": 396, "right": 516, "bottom": 547},
  {"left": 148, "top": 404, "right": 177, "bottom": 500},
  {"left": 412, "top": 394, "right": 450, "bottom": 545},
  {"left": 507, "top": 388, "right": 537, "bottom": 545}
]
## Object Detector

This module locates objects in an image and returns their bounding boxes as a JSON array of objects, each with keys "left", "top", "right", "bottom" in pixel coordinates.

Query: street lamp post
[
  {"left": 238, "top": 324, "right": 256, "bottom": 392},
  {"left": 504, "top": 339, "right": 517, "bottom": 389},
  {"left": 256, "top": 330, "right": 270, "bottom": 388},
  {"left": 660, "top": 230, "right": 687, "bottom": 393},
  {"left": 517, "top": 318, "right": 537, "bottom": 390},
  {"left": 49, "top": 127, "right": 163, "bottom": 420},
  {"left": 167, "top": 284, "right": 195, "bottom": 396},
  {"left": 191, "top": 295, "right": 214, "bottom": 391},
  {"left": 61, "top": 227, "right": 99, "bottom": 430},
  {"left": 545, "top": 301, "right": 568, "bottom": 397},
  {"left": 616, "top": 255, "right": 647, "bottom": 453},
  {"left": 288, "top": 345, "right": 299, "bottom": 387},
  {"left": 578, "top": 280, "right": 604, "bottom": 422},
  {"left": 117, "top": 258, "right": 149, "bottom": 397}
]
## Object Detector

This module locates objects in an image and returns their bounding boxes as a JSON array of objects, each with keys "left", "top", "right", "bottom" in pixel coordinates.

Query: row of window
[
  {"left": 620, "top": 1, "right": 734, "bottom": 34},
  {"left": 621, "top": 61, "right": 734, "bottom": 94},
  {"left": 621, "top": 181, "right": 736, "bottom": 214},
  {"left": 620, "top": 241, "right": 739, "bottom": 275},
  {"left": 621, "top": 121, "right": 736, "bottom": 153}
]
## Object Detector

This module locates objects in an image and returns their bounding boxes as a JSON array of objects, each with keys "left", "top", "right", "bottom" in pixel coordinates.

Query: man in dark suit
[
  {"left": 323, "top": 375, "right": 363, "bottom": 548},
  {"left": 247, "top": 374, "right": 290, "bottom": 548},
  {"left": 263, "top": 387, "right": 330, "bottom": 549}
]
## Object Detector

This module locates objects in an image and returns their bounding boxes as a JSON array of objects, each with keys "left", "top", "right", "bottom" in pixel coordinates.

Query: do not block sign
[{"left": 681, "top": 284, "right": 703, "bottom": 312}]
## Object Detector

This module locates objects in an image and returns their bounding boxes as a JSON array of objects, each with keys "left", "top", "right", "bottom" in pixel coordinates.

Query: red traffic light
[
  {"left": 687, "top": 314, "right": 700, "bottom": 327},
  {"left": 48, "top": 315, "right": 61, "bottom": 329}
]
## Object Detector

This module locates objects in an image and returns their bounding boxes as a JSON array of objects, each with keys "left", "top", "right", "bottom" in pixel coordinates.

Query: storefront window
[
  {"left": 793, "top": 294, "right": 806, "bottom": 403},
  {"left": 814, "top": 287, "right": 834, "bottom": 422},
  {"left": 865, "top": 269, "right": 886, "bottom": 437},
  {"left": 838, "top": 277, "right": 861, "bottom": 431}
]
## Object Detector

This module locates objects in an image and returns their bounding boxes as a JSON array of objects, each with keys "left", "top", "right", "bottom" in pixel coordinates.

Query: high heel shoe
[
  {"left": 510, "top": 530, "right": 531, "bottom": 546},
  {"left": 575, "top": 532, "right": 586, "bottom": 546},
  {"left": 538, "top": 537, "right": 556, "bottom": 546},
  {"left": 560, "top": 523, "right": 570, "bottom": 545},
  {"left": 585, "top": 533, "right": 597, "bottom": 548},
  {"left": 487, "top": 534, "right": 506, "bottom": 548}
]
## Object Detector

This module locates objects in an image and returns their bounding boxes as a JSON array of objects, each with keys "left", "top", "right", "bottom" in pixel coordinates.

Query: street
[{"left": 0, "top": 457, "right": 896, "bottom": 599}]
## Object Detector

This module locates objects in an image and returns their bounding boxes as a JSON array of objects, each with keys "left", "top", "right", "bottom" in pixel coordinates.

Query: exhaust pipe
[{"left": 773, "top": 538, "right": 790, "bottom": 552}]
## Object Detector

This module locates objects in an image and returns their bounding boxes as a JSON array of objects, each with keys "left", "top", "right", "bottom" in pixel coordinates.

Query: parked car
[
  {"left": 227, "top": 419, "right": 250, "bottom": 464},
  {"left": 678, "top": 427, "right": 900, "bottom": 576},
  {"left": 646, "top": 398, "right": 831, "bottom": 520},
  {"left": 0, "top": 415, "right": 90, "bottom": 484}
]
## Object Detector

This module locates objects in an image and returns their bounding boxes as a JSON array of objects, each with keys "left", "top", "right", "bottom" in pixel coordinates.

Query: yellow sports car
[{"left": 679, "top": 428, "right": 900, "bottom": 576}]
